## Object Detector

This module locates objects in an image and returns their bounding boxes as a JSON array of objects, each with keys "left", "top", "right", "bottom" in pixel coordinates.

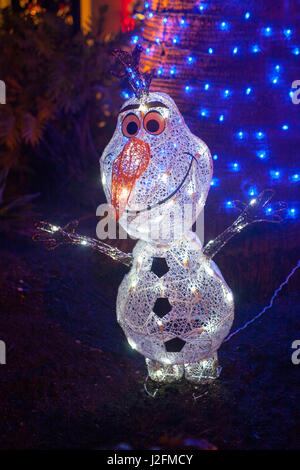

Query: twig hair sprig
[{"left": 112, "top": 45, "right": 154, "bottom": 99}]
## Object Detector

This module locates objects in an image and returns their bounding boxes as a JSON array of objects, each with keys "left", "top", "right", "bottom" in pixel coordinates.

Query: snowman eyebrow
[{"left": 119, "top": 101, "right": 169, "bottom": 114}]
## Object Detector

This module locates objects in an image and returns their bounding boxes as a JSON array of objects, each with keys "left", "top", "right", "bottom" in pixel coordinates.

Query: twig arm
[
  {"left": 33, "top": 220, "right": 133, "bottom": 267},
  {"left": 203, "top": 190, "right": 287, "bottom": 259}
]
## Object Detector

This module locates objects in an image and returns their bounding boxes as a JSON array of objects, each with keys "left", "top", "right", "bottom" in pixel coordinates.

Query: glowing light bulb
[
  {"left": 289, "top": 208, "right": 296, "bottom": 216},
  {"left": 139, "top": 103, "right": 147, "bottom": 113},
  {"left": 205, "top": 265, "right": 214, "bottom": 276},
  {"left": 220, "top": 21, "right": 229, "bottom": 31},
  {"left": 256, "top": 131, "right": 265, "bottom": 139},
  {"left": 128, "top": 338, "right": 137, "bottom": 350},
  {"left": 51, "top": 225, "right": 59, "bottom": 232},
  {"left": 283, "top": 28, "right": 292, "bottom": 38},
  {"left": 81, "top": 240, "right": 87, "bottom": 246},
  {"left": 263, "top": 26, "right": 272, "bottom": 37},
  {"left": 252, "top": 44, "right": 260, "bottom": 53},
  {"left": 257, "top": 150, "right": 266, "bottom": 159}
]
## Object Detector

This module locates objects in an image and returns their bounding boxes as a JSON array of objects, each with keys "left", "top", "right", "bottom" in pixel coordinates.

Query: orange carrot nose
[{"left": 111, "top": 137, "right": 151, "bottom": 220}]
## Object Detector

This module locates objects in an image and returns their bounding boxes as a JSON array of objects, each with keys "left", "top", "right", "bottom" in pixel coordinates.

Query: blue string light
[
  {"left": 236, "top": 130, "right": 245, "bottom": 140},
  {"left": 283, "top": 28, "right": 292, "bottom": 39},
  {"left": 270, "top": 170, "right": 281, "bottom": 179},
  {"left": 220, "top": 21, "right": 229, "bottom": 31},
  {"left": 138, "top": 2, "right": 298, "bottom": 220},
  {"left": 211, "top": 177, "right": 219, "bottom": 187},
  {"left": 257, "top": 150, "right": 267, "bottom": 160},
  {"left": 288, "top": 208, "right": 296, "bottom": 217},
  {"left": 252, "top": 44, "right": 261, "bottom": 53},
  {"left": 248, "top": 186, "right": 258, "bottom": 196},
  {"left": 262, "top": 26, "right": 272, "bottom": 37},
  {"left": 256, "top": 131, "right": 265, "bottom": 140},
  {"left": 187, "top": 56, "right": 195, "bottom": 64}
]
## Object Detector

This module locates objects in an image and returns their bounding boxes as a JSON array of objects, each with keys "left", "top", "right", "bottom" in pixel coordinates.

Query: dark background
[{"left": 0, "top": 0, "right": 299, "bottom": 450}]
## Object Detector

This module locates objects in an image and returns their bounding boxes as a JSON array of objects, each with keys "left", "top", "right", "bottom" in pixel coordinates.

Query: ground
[{"left": 0, "top": 204, "right": 299, "bottom": 450}]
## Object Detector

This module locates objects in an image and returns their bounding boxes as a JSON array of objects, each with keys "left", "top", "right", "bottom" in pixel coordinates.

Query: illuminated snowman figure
[
  {"left": 35, "top": 46, "right": 284, "bottom": 384},
  {"left": 100, "top": 47, "right": 235, "bottom": 383}
]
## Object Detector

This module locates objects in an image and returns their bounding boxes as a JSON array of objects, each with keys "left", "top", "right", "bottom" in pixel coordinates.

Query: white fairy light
[{"left": 128, "top": 338, "right": 137, "bottom": 350}]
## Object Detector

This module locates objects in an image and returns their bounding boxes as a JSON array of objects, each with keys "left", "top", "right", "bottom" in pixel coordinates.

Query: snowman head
[{"left": 100, "top": 48, "right": 212, "bottom": 244}]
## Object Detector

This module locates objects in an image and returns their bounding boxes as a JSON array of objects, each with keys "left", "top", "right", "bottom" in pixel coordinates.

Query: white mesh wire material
[
  {"left": 146, "top": 358, "right": 184, "bottom": 383},
  {"left": 100, "top": 91, "right": 233, "bottom": 383},
  {"left": 116, "top": 235, "right": 234, "bottom": 366},
  {"left": 184, "top": 353, "right": 221, "bottom": 384},
  {"left": 100, "top": 92, "right": 212, "bottom": 245}
]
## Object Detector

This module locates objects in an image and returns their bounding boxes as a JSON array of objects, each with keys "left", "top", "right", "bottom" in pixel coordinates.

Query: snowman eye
[
  {"left": 122, "top": 113, "right": 140, "bottom": 137},
  {"left": 143, "top": 111, "right": 165, "bottom": 135}
]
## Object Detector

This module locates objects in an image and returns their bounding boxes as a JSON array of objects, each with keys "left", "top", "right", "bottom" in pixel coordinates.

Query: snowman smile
[{"left": 125, "top": 152, "right": 197, "bottom": 215}]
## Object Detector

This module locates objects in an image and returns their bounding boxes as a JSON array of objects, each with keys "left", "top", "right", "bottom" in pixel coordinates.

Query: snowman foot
[
  {"left": 145, "top": 358, "right": 184, "bottom": 383},
  {"left": 184, "top": 353, "right": 221, "bottom": 384}
]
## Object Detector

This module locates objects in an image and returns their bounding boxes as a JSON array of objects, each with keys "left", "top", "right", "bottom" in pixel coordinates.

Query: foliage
[{"left": 0, "top": 6, "right": 126, "bottom": 200}]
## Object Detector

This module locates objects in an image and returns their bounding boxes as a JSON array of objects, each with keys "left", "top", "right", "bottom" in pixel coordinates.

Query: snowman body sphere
[{"left": 101, "top": 86, "right": 234, "bottom": 383}]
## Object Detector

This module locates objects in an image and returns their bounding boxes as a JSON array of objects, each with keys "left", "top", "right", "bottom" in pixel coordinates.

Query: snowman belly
[{"left": 116, "top": 236, "right": 234, "bottom": 365}]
